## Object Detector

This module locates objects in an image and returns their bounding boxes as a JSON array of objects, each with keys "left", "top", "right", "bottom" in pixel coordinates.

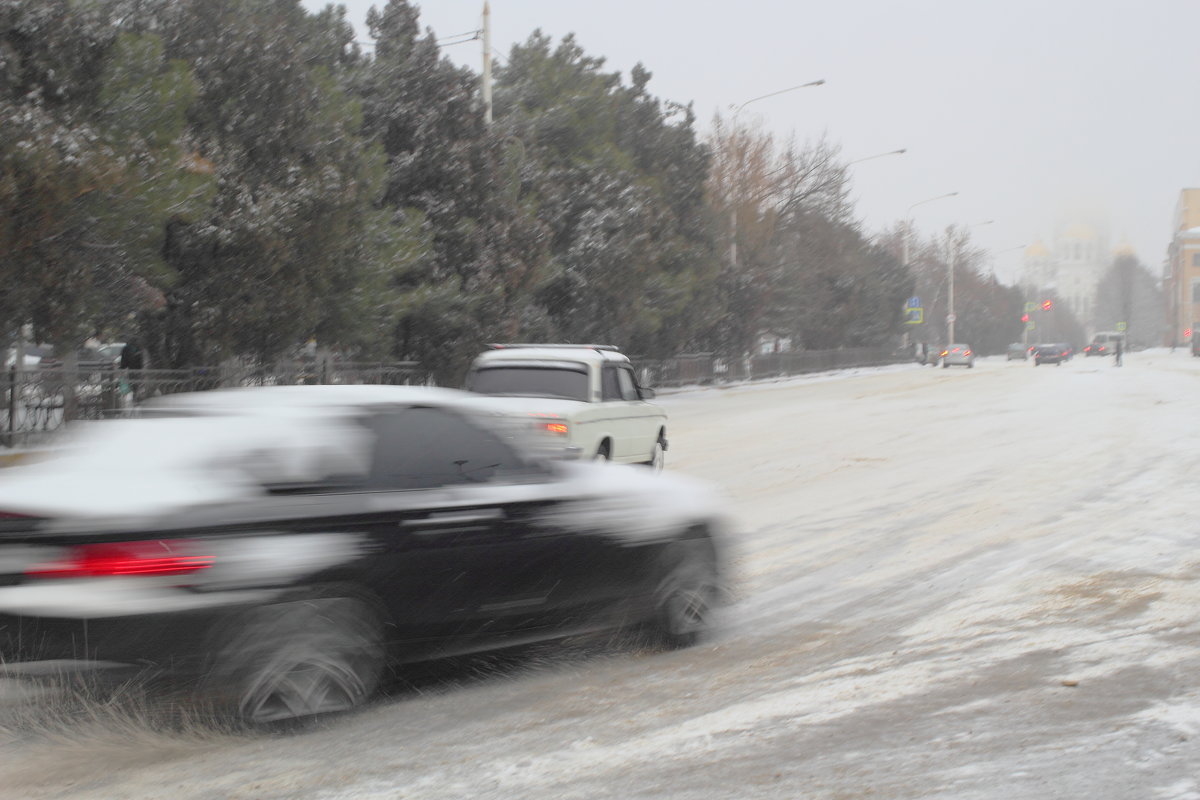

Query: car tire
[
  {"left": 643, "top": 436, "right": 666, "bottom": 472},
  {"left": 647, "top": 539, "right": 719, "bottom": 649},
  {"left": 203, "top": 594, "right": 385, "bottom": 726},
  {"left": 595, "top": 442, "right": 611, "bottom": 462}
]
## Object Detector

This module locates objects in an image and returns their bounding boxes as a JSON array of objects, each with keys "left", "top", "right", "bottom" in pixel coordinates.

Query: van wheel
[{"left": 594, "top": 442, "right": 611, "bottom": 462}]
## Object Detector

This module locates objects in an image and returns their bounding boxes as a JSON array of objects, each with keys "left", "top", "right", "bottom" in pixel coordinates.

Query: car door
[
  {"left": 360, "top": 405, "right": 598, "bottom": 645},
  {"left": 616, "top": 364, "right": 662, "bottom": 461}
]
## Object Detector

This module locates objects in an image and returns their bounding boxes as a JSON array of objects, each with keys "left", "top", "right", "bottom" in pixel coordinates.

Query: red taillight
[
  {"left": 26, "top": 540, "right": 214, "bottom": 579},
  {"left": 964, "top": 350, "right": 972, "bottom": 356},
  {"left": 541, "top": 422, "right": 568, "bottom": 435}
]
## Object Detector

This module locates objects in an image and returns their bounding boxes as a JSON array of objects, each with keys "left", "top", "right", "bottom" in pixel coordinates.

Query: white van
[{"left": 1085, "top": 332, "right": 1125, "bottom": 357}]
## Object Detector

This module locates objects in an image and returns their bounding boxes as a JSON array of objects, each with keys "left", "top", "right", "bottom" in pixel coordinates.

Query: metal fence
[
  {"left": 638, "top": 347, "right": 911, "bottom": 389},
  {"left": 2, "top": 348, "right": 908, "bottom": 447},
  {"left": 2, "top": 362, "right": 429, "bottom": 448}
]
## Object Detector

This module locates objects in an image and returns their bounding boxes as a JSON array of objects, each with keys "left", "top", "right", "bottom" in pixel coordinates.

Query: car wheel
[
  {"left": 204, "top": 594, "right": 385, "bottom": 726},
  {"left": 648, "top": 539, "right": 719, "bottom": 649},
  {"left": 595, "top": 441, "right": 611, "bottom": 462},
  {"left": 642, "top": 436, "right": 666, "bottom": 472}
]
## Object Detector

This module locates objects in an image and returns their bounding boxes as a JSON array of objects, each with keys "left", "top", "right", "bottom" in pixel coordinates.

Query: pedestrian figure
[{"left": 1114, "top": 339, "right": 1123, "bottom": 367}]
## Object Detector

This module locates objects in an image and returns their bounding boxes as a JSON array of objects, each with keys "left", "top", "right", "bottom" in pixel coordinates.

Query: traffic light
[
  {"left": 1020, "top": 313, "right": 1029, "bottom": 323},
  {"left": 1186, "top": 328, "right": 1193, "bottom": 339},
  {"left": 1041, "top": 300, "right": 1053, "bottom": 311}
]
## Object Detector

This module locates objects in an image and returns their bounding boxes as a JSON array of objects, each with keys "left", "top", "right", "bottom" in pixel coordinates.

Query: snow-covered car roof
[{"left": 473, "top": 345, "right": 630, "bottom": 366}]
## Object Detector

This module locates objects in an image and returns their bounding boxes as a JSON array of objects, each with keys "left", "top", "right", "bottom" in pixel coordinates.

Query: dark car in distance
[
  {"left": 1006, "top": 343, "right": 1030, "bottom": 361},
  {"left": 1033, "top": 343, "right": 1071, "bottom": 366},
  {"left": 0, "top": 386, "right": 727, "bottom": 725}
]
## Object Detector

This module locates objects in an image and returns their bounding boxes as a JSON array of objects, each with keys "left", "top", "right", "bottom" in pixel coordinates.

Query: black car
[
  {"left": 0, "top": 386, "right": 726, "bottom": 724},
  {"left": 1033, "top": 343, "right": 1070, "bottom": 365}
]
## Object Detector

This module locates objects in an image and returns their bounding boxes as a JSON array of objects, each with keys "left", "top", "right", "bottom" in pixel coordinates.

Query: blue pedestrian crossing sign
[{"left": 906, "top": 296, "right": 921, "bottom": 309}]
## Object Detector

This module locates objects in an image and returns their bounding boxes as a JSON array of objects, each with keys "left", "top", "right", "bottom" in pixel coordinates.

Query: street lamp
[
  {"left": 947, "top": 219, "right": 993, "bottom": 344},
  {"left": 847, "top": 148, "right": 907, "bottom": 166},
  {"left": 728, "top": 79, "right": 826, "bottom": 269},
  {"left": 902, "top": 191, "right": 958, "bottom": 266}
]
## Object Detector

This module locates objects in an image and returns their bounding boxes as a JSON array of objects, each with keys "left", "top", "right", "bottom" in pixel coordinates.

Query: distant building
[
  {"left": 1165, "top": 189, "right": 1200, "bottom": 345},
  {"left": 1020, "top": 221, "right": 1116, "bottom": 331}
]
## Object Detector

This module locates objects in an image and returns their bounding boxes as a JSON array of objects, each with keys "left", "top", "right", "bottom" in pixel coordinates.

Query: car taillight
[
  {"left": 541, "top": 422, "right": 569, "bottom": 435},
  {"left": 964, "top": 350, "right": 971, "bottom": 356},
  {"left": 25, "top": 540, "right": 214, "bottom": 579}
]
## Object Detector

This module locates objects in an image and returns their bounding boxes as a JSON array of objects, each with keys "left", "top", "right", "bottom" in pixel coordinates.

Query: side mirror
[{"left": 639, "top": 387, "right": 656, "bottom": 400}]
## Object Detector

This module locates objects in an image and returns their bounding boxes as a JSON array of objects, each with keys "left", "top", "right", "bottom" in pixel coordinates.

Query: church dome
[{"left": 1024, "top": 240, "right": 1050, "bottom": 258}]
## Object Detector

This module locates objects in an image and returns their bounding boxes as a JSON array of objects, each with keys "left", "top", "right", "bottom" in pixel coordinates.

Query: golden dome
[
  {"left": 1113, "top": 240, "right": 1135, "bottom": 257},
  {"left": 1024, "top": 240, "right": 1050, "bottom": 258}
]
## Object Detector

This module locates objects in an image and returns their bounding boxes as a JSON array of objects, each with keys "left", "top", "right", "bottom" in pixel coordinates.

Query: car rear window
[{"left": 467, "top": 364, "right": 590, "bottom": 401}]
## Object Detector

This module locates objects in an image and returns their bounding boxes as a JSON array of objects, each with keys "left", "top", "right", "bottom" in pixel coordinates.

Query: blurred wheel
[
  {"left": 205, "top": 594, "right": 384, "bottom": 726},
  {"left": 595, "top": 442, "right": 611, "bottom": 462},
  {"left": 643, "top": 436, "right": 666, "bottom": 472},
  {"left": 649, "top": 540, "right": 719, "bottom": 649}
]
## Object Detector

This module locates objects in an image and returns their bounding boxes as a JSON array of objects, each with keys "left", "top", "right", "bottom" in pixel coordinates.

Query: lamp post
[
  {"left": 947, "top": 220, "right": 993, "bottom": 344},
  {"left": 847, "top": 148, "right": 907, "bottom": 167},
  {"left": 902, "top": 192, "right": 958, "bottom": 267},
  {"left": 728, "top": 79, "right": 826, "bottom": 269}
]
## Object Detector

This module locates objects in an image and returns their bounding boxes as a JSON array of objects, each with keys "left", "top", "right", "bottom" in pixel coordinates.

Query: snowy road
[{"left": 7, "top": 349, "right": 1200, "bottom": 799}]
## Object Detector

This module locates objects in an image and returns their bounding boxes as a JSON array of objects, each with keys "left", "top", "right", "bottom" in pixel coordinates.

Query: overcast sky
[{"left": 301, "top": 0, "right": 1200, "bottom": 283}]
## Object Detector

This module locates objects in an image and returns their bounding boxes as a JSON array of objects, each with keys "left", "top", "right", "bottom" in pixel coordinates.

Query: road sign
[
  {"left": 947, "top": 313, "right": 957, "bottom": 323},
  {"left": 1026, "top": 321, "right": 1036, "bottom": 331},
  {"left": 906, "top": 296, "right": 921, "bottom": 309},
  {"left": 1024, "top": 302, "right": 1037, "bottom": 313},
  {"left": 904, "top": 308, "right": 924, "bottom": 324},
  {"left": 1116, "top": 321, "right": 1127, "bottom": 332}
]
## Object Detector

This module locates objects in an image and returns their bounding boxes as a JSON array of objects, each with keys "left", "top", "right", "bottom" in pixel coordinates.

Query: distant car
[
  {"left": 1086, "top": 332, "right": 1125, "bottom": 357},
  {"left": 1006, "top": 343, "right": 1029, "bottom": 361},
  {"left": 0, "top": 385, "right": 726, "bottom": 725},
  {"left": 1033, "top": 343, "right": 1071, "bottom": 366},
  {"left": 465, "top": 344, "right": 667, "bottom": 469},
  {"left": 940, "top": 344, "right": 975, "bottom": 368}
]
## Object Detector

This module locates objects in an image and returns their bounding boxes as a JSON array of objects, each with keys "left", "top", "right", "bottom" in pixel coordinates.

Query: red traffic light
[
  {"left": 1187, "top": 328, "right": 1193, "bottom": 339},
  {"left": 1020, "top": 314, "right": 1030, "bottom": 323},
  {"left": 1041, "top": 300, "right": 1053, "bottom": 310}
]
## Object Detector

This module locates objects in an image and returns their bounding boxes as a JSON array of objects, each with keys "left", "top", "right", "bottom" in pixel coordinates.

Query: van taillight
[{"left": 25, "top": 540, "right": 214, "bottom": 579}]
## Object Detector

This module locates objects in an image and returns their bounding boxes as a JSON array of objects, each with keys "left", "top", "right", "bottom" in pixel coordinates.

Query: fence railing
[
  {"left": 2, "top": 362, "right": 429, "bottom": 448},
  {"left": 3, "top": 348, "right": 909, "bottom": 447},
  {"left": 638, "top": 347, "right": 911, "bottom": 389}
]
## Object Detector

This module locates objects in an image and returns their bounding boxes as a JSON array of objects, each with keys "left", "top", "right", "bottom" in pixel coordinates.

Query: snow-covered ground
[{"left": 6, "top": 349, "right": 1200, "bottom": 799}]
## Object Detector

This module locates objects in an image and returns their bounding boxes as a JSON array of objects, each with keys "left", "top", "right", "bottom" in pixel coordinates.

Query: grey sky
[{"left": 302, "top": 0, "right": 1200, "bottom": 283}]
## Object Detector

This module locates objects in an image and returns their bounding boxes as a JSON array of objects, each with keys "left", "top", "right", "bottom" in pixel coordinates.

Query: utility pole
[{"left": 481, "top": 2, "right": 493, "bottom": 125}]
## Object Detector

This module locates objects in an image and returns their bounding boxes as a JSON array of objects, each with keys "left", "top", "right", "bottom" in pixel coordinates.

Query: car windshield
[{"left": 467, "top": 364, "right": 590, "bottom": 401}]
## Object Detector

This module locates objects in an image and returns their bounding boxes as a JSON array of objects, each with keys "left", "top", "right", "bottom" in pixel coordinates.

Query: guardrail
[
  {"left": 2, "top": 362, "right": 429, "bottom": 448},
  {"left": 638, "top": 347, "right": 911, "bottom": 388}
]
